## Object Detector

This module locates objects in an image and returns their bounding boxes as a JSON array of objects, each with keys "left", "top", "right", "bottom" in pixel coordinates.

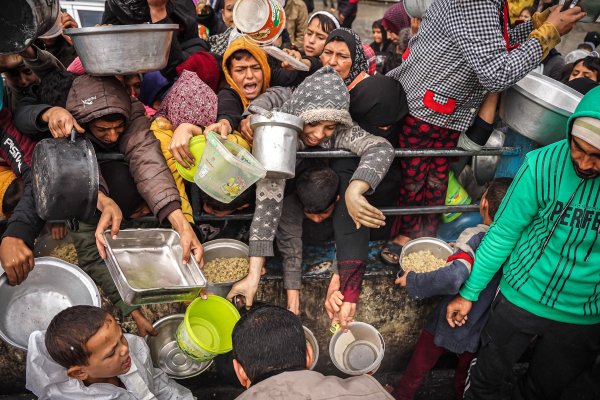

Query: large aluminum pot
[
  {"left": 400, "top": 237, "right": 453, "bottom": 275},
  {"left": 0, "top": 257, "right": 101, "bottom": 350},
  {"left": 404, "top": 0, "right": 434, "bottom": 18},
  {"left": 0, "top": 0, "right": 60, "bottom": 54},
  {"left": 32, "top": 131, "right": 99, "bottom": 221},
  {"left": 472, "top": 129, "right": 505, "bottom": 186},
  {"left": 202, "top": 239, "right": 249, "bottom": 298},
  {"left": 64, "top": 24, "right": 178, "bottom": 76},
  {"left": 249, "top": 105, "right": 303, "bottom": 179},
  {"left": 499, "top": 72, "right": 582, "bottom": 146}
]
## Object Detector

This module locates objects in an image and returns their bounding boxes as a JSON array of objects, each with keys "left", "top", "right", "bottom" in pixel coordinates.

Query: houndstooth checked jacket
[{"left": 387, "top": 0, "right": 544, "bottom": 132}]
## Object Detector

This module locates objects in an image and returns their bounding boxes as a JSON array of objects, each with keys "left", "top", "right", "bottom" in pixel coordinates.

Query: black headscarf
[
  {"left": 325, "top": 28, "right": 369, "bottom": 86},
  {"left": 370, "top": 19, "right": 391, "bottom": 54},
  {"left": 565, "top": 77, "right": 600, "bottom": 95},
  {"left": 349, "top": 74, "right": 409, "bottom": 143}
]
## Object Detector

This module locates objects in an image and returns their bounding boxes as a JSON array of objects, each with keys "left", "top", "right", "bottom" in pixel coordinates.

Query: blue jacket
[{"left": 405, "top": 224, "right": 501, "bottom": 353}]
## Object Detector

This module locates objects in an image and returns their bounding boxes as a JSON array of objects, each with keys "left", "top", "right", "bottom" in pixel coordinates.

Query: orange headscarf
[
  {"left": 222, "top": 37, "right": 271, "bottom": 109},
  {"left": 0, "top": 165, "right": 17, "bottom": 218}
]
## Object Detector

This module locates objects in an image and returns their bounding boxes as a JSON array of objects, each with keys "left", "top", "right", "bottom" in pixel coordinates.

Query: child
[
  {"left": 370, "top": 19, "right": 393, "bottom": 74},
  {"left": 276, "top": 165, "right": 339, "bottom": 315},
  {"left": 393, "top": 178, "right": 513, "bottom": 400},
  {"left": 26, "top": 305, "right": 194, "bottom": 400},
  {"left": 518, "top": 6, "right": 535, "bottom": 22}
]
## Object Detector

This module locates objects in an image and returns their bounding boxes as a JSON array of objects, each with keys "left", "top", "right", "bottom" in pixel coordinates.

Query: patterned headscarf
[
  {"left": 382, "top": 1, "right": 411, "bottom": 35},
  {"left": 325, "top": 28, "right": 369, "bottom": 86},
  {"left": 222, "top": 37, "right": 271, "bottom": 109},
  {"left": 155, "top": 70, "right": 217, "bottom": 129}
]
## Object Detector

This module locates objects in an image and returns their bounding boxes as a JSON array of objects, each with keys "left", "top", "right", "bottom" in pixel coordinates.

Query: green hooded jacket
[{"left": 460, "top": 86, "right": 600, "bottom": 325}]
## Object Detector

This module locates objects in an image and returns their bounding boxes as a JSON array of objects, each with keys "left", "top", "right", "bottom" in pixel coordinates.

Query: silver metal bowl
[
  {"left": 64, "top": 24, "right": 178, "bottom": 76},
  {"left": 303, "top": 326, "right": 319, "bottom": 370},
  {"left": 499, "top": 72, "right": 582, "bottom": 146},
  {"left": 400, "top": 237, "right": 453, "bottom": 271},
  {"left": 472, "top": 129, "right": 505, "bottom": 186},
  {"left": 146, "top": 314, "right": 212, "bottom": 379},
  {"left": 202, "top": 239, "right": 249, "bottom": 298},
  {"left": 0, "top": 257, "right": 101, "bottom": 350}
]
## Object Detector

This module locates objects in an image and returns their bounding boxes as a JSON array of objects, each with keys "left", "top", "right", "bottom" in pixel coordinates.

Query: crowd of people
[{"left": 1, "top": 0, "right": 600, "bottom": 399}]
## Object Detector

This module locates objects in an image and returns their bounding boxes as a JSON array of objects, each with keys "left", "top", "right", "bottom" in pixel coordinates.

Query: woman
[
  {"left": 226, "top": 67, "right": 394, "bottom": 317},
  {"left": 321, "top": 28, "right": 369, "bottom": 89}
]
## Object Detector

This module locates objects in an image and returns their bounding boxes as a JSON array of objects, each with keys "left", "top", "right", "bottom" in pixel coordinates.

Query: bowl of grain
[
  {"left": 399, "top": 237, "right": 453, "bottom": 276},
  {"left": 202, "top": 239, "right": 250, "bottom": 298},
  {"left": 34, "top": 233, "right": 79, "bottom": 265}
]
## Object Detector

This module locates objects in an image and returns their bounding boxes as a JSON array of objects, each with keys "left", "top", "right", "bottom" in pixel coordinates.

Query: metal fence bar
[{"left": 96, "top": 147, "right": 520, "bottom": 161}]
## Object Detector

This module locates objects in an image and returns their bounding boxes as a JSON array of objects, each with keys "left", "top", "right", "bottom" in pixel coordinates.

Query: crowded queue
[{"left": 1, "top": 0, "right": 599, "bottom": 399}]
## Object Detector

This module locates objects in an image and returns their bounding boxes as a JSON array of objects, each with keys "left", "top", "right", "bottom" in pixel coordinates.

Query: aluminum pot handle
[{"left": 247, "top": 105, "right": 273, "bottom": 119}]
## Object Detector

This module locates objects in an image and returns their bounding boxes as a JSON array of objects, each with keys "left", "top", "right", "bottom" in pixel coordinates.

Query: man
[
  {"left": 232, "top": 305, "right": 394, "bottom": 399},
  {"left": 0, "top": 75, "right": 203, "bottom": 336},
  {"left": 446, "top": 86, "right": 600, "bottom": 399}
]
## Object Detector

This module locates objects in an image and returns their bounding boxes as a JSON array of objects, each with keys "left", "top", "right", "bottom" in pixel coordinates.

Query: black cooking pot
[
  {"left": 32, "top": 131, "right": 99, "bottom": 221},
  {"left": 0, "top": 0, "right": 60, "bottom": 54}
]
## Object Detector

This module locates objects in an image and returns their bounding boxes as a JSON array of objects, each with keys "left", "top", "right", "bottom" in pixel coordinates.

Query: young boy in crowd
[
  {"left": 393, "top": 178, "right": 513, "bottom": 400},
  {"left": 197, "top": 186, "right": 255, "bottom": 243},
  {"left": 26, "top": 305, "right": 194, "bottom": 400},
  {"left": 276, "top": 165, "right": 339, "bottom": 315}
]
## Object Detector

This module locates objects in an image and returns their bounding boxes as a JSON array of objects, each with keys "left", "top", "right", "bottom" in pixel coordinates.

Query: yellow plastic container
[{"left": 176, "top": 295, "right": 240, "bottom": 362}]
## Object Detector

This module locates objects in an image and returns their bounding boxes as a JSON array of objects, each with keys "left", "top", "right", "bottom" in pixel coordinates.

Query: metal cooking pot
[
  {"left": 64, "top": 24, "right": 178, "bottom": 76},
  {"left": 499, "top": 72, "right": 582, "bottom": 146},
  {"left": 404, "top": 0, "right": 434, "bottom": 18},
  {"left": 202, "top": 239, "right": 249, "bottom": 298},
  {"left": 0, "top": 0, "right": 60, "bottom": 54},
  {"left": 249, "top": 105, "right": 303, "bottom": 179},
  {"left": 472, "top": 129, "right": 505, "bottom": 186},
  {"left": 32, "top": 131, "right": 99, "bottom": 221}
]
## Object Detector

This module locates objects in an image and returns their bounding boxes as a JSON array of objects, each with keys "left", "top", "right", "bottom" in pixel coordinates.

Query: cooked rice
[
  {"left": 203, "top": 257, "right": 249, "bottom": 284},
  {"left": 401, "top": 250, "right": 447, "bottom": 273},
  {"left": 50, "top": 243, "right": 79, "bottom": 265}
]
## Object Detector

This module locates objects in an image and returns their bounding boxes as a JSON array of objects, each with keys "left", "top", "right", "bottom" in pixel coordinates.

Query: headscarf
[
  {"left": 349, "top": 74, "right": 409, "bottom": 140},
  {"left": 176, "top": 51, "right": 220, "bottom": 92},
  {"left": 370, "top": 19, "right": 391, "bottom": 53},
  {"left": 308, "top": 11, "right": 340, "bottom": 29},
  {"left": 156, "top": 70, "right": 218, "bottom": 129},
  {"left": 325, "top": 28, "right": 369, "bottom": 86},
  {"left": 139, "top": 71, "right": 171, "bottom": 107},
  {"left": 382, "top": 1, "right": 411, "bottom": 35},
  {"left": 222, "top": 37, "right": 271, "bottom": 109},
  {"left": 566, "top": 77, "right": 600, "bottom": 95},
  {"left": 0, "top": 165, "right": 17, "bottom": 218}
]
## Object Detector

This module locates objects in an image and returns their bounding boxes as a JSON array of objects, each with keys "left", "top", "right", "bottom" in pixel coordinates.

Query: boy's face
[
  {"left": 229, "top": 55, "right": 264, "bottom": 101},
  {"left": 72, "top": 316, "right": 131, "bottom": 380},
  {"left": 304, "top": 202, "right": 336, "bottom": 223}
]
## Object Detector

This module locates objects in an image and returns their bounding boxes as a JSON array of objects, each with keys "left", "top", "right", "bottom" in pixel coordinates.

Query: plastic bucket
[
  {"left": 176, "top": 296, "right": 241, "bottom": 362},
  {"left": 443, "top": 171, "right": 471, "bottom": 223},
  {"left": 329, "top": 322, "right": 385, "bottom": 376},
  {"left": 232, "top": 0, "right": 286, "bottom": 45},
  {"left": 194, "top": 132, "right": 266, "bottom": 203}
]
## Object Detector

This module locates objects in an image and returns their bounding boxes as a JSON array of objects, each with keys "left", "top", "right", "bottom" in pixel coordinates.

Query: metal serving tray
[{"left": 104, "top": 229, "right": 206, "bottom": 306}]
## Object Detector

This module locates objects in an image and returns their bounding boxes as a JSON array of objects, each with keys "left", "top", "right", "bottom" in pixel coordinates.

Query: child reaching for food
[
  {"left": 392, "top": 178, "right": 512, "bottom": 400},
  {"left": 26, "top": 306, "right": 194, "bottom": 400}
]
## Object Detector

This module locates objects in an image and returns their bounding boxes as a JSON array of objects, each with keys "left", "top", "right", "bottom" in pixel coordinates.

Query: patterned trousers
[{"left": 392, "top": 115, "right": 460, "bottom": 238}]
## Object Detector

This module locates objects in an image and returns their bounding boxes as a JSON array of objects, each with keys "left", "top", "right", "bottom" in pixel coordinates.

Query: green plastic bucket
[
  {"left": 176, "top": 135, "right": 206, "bottom": 182},
  {"left": 443, "top": 171, "right": 471, "bottom": 223},
  {"left": 194, "top": 132, "right": 266, "bottom": 203},
  {"left": 176, "top": 295, "right": 241, "bottom": 362}
]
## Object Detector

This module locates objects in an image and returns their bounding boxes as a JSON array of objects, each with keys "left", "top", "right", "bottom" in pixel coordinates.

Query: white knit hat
[{"left": 572, "top": 117, "right": 600, "bottom": 150}]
